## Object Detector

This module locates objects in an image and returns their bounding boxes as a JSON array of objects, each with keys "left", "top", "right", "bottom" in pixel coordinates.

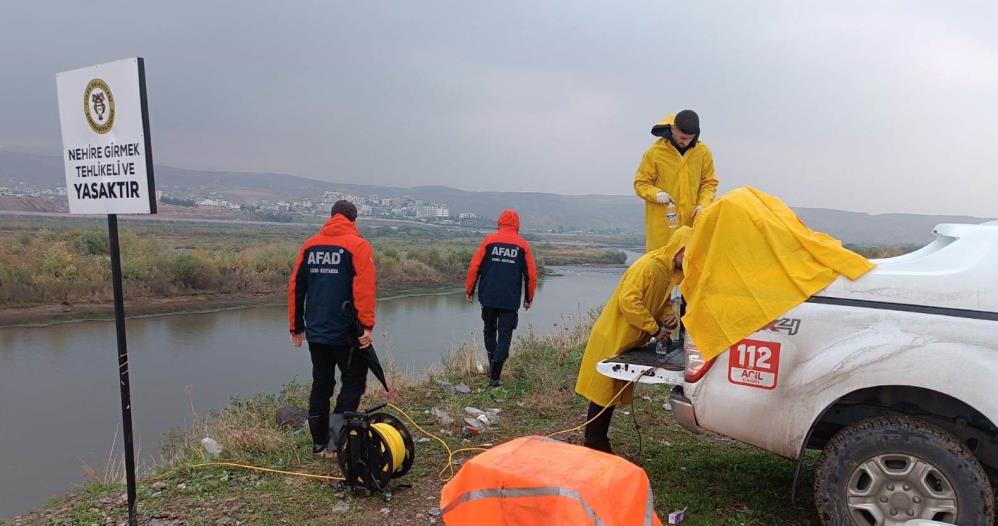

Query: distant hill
[
  {"left": 793, "top": 208, "right": 992, "bottom": 248},
  {"left": 1, "top": 150, "right": 991, "bottom": 246}
]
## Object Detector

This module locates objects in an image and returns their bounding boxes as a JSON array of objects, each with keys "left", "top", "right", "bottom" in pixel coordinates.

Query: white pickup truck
[{"left": 599, "top": 223, "right": 998, "bottom": 526}]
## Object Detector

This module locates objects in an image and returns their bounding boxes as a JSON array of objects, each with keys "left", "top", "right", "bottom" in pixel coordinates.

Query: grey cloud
[{"left": 1, "top": 1, "right": 996, "bottom": 216}]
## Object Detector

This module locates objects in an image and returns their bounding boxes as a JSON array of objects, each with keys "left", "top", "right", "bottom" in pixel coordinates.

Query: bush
[
  {"left": 42, "top": 245, "right": 78, "bottom": 280},
  {"left": 168, "top": 253, "right": 221, "bottom": 290},
  {"left": 72, "top": 231, "right": 109, "bottom": 256},
  {"left": 160, "top": 195, "right": 197, "bottom": 207}
]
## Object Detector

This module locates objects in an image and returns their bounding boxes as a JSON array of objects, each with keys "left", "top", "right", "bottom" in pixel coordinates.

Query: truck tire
[{"left": 814, "top": 416, "right": 993, "bottom": 526}]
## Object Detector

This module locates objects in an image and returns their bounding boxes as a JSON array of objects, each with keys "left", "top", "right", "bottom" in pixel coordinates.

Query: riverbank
[
  {"left": 0, "top": 291, "right": 285, "bottom": 328},
  {"left": 0, "top": 220, "right": 627, "bottom": 327},
  {"left": 10, "top": 320, "right": 821, "bottom": 526},
  {"left": 0, "top": 285, "right": 478, "bottom": 328}
]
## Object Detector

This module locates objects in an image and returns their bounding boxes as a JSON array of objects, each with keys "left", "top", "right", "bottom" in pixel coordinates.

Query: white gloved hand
[{"left": 656, "top": 191, "right": 673, "bottom": 205}]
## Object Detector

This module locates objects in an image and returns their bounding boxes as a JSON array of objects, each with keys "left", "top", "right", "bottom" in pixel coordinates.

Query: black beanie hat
[
  {"left": 674, "top": 110, "right": 700, "bottom": 134},
  {"left": 331, "top": 200, "right": 358, "bottom": 222}
]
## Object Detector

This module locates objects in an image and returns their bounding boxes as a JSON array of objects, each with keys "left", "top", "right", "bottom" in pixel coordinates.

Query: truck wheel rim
[{"left": 845, "top": 453, "right": 958, "bottom": 526}]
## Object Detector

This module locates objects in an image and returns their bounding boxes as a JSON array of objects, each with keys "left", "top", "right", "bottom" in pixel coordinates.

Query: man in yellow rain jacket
[
  {"left": 575, "top": 226, "right": 692, "bottom": 453},
  {"left": 634, "top": 110, "right": 718, "bottom": 251}
]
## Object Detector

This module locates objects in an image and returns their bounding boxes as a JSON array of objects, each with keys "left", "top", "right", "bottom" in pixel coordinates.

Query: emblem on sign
[{"left": 84, "top": 78, "right": 115, "bottom": 134}]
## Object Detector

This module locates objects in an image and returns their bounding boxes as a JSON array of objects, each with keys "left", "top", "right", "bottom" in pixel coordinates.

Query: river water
[{"left": 0, "top": 258, "right": 637, "bottom": 518}]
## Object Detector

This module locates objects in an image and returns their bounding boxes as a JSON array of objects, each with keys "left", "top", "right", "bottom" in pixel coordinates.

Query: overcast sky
[{"left": 2, "top": 1, "right": 997, "bottom": 216}]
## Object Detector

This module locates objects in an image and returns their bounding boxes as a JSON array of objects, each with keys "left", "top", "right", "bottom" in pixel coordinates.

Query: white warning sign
[{"left": 56, "top": 58, "right": 156, "bottom": 215}]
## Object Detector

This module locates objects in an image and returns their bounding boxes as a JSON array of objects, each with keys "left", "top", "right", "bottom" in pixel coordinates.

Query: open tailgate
[{"left": 596, "top": 344, "right": 685, "bottom": 385}]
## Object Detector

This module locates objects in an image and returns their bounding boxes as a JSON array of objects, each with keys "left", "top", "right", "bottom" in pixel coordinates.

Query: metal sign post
[
  {"left": 108, "top": 213, "right": 138, "bottom": 524},
  {"left": 57, "top": 57, "right": 157, "bottom": 526}
]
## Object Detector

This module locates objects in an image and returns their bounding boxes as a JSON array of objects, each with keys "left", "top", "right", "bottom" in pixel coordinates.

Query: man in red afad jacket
[
  {"left": 465, "top": 209, "right": 538, "bottom": 387},
  {"left": 288, "top": 200, "right": 376, "bottom": 456}
]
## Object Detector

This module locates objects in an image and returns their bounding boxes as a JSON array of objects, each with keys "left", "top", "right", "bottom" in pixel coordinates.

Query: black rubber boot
[
  {"left": 489, "top": 359, "right": 505, "bottom": 387},
  {"left": 308, "top": 411, "right": 330, "bottom": 453},
  {"left": 328, "top": 413, "right": 345, "bottom": 452},
  {"left": 583, "top": 401, "right": 615, "bottom": 454}
]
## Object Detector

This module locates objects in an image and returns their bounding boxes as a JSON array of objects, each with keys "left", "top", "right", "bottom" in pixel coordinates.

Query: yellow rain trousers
[
  {"left": 634, "top": 114, "right": 719, "bottom": 252},
  {"left": 680, "top": 187, "right": 875, "bottom": 361},
  {"left": 576, "top": 227, "right": 692, "bottom": 407}
]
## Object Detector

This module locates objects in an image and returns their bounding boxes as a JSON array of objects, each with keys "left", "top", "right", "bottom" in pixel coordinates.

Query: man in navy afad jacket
[
  {"left": 288, "top": 200, "right": 376, "bottom": 456},
  {"left": 465, "top": 209, "right": 538, "bottom": 387}
]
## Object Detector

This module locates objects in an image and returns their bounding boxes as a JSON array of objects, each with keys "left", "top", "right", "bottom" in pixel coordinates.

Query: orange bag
[{"left": 440, "top": 436, "right": 663, "bottom": 526}]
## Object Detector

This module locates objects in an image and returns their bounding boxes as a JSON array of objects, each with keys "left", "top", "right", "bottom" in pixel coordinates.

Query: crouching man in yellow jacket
[
  {"left": 575, "top": 226, "right": 693, "bottom": 453},
  {"left": 634, "top": 110, "right": 718, "bottom": 252}
]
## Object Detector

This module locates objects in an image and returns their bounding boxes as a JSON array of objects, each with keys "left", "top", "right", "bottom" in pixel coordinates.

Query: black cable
[{"left": 630, "top": 397, "right": 643, "bottom": 458}]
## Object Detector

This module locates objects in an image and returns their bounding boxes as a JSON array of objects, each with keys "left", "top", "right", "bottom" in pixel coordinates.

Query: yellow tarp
[{"left": 681, "top": 187, "right": 874, "bottom": 360}]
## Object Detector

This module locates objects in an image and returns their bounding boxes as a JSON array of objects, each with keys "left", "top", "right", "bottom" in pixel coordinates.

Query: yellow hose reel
[{"left": 336, "top": 404, "right": 415, "bottom": 501}]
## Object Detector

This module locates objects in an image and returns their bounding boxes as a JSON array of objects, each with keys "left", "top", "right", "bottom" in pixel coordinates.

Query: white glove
[{"left": 656, "top": 191, "right": 673, "bottom": 205}]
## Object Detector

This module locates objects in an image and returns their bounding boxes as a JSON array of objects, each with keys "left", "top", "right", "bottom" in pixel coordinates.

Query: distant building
[
  {"left": 292, "top": 199, "right": 314, "bottom": 211},
  {"left": 197, "top": 198, "right": 225, "bottom": 207},
  {"left": 416, "top": 205, "right": 449, "bottom": 219},
  {"left": 458, "top": 212, "right": 479, "bottom": 220}
]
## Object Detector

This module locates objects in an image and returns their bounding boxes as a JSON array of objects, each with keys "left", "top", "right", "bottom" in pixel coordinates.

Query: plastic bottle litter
[
  {"left": 461, "top": 425, "right": 481, "bottom": 437},
  {"left": 464, "top": 407, "right": 485, "bottom": 417},
  {"left": 670, "top": 287, "right": 683, "bottom": 344},
  {"left": 431, "top": 407, "right": 454, "bottom": 425},
  {"left": 201, "top": 437, "right": 223, "bottom": 456},
  {"left": 464, "top": 417, "right": 488, "bottom": 432},
  {"left": 439, "top": 380, "right": 454, "bottom": 395},
  {"left": 665, "top": 201, "right": 680, "bottom": 229},
  {"left": 454, "top": 383, "right": 471, "bottom": 394}
]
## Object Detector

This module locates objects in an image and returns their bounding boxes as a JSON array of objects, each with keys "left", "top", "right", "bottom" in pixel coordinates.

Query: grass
[
  {"left": 10, "top": 316, "right": 822, "bottom": 526},
  {"left": 0, "top": 218, "right": 624, "bottom": 312},
  {"left": 533, "top": 243, "right": 627, "bottom": 266}
]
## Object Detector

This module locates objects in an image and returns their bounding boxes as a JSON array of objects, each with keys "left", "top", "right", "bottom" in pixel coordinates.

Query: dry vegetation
[
  {"left": 846, "top": 244, "right": 921, "bottom": 259},
  {"left": 533, "top": 244, "right": 627, "bottom": 266},
  {"left": 0, "top": 219, "right": 624, "bottom": 311}
]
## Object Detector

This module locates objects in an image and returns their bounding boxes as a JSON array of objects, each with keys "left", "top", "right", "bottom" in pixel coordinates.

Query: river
[{"left": 0, "top": 257, "right": 638, "bottom": 518}]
